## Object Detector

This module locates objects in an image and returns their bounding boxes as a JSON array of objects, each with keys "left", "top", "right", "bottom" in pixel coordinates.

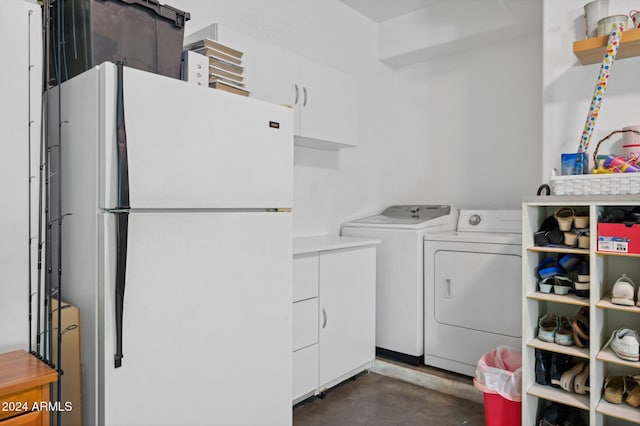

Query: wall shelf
[{"left": 573, "top": 28, "right": 640, "bottom": 65}]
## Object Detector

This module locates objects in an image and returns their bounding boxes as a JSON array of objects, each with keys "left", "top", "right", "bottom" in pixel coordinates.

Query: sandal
[
  {"left": 555, "top": 316, "right": 575, "bottom": 346},
  {"left": 626, "top": 375, "right": 640, "bottom": 408},
  {"left": 604, "top": 376, "right": 626, "bottom": 404},
  {"left": 539, "top": 313, "right": 559, "bottom": 343},
  {"left": 573, "top": 363, "right": 590, "bottom": 394},
  {"left": 555, "top": 207, "right": 576, "bottom": 231},
  {"left": 573, "top": 211, "right": 589, "bottom": 229},
  {"left": 572, "top": 307, "right": 589, "bottom": 348},
  {"left": 561, "top": 361, "right": 586, "bottom": 392}
]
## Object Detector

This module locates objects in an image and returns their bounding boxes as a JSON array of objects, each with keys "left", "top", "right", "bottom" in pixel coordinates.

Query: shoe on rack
[
  {"left": 539, "top": 313, "right": 559, "bottom": 343},
  {"left": 539, "top": 402, "right": 569, "bottom": 426},
  {"left": 561, "top": 361, "right": 586, "bottom": 392},
  {"left": 576, "top": 260, "right": 589, "bottom": 282},
  {"left": 571, "top": 307, "right": 589, "bottom": 348},
  {"left": 553, "top": 276, "right": 573, "bottom": 295},
  {"left": 558, "top": 254, "right": 580, "bottom": 271},
  {"left": 555, "top": 317, "right": 575, "bottom": 346},
  {"left": 563, "top": 407, "right": 587, "bottom": 426},
  {"left": 535, "top": 348, "right": 552, "bottom": 385},
  {"left": 626, "top": 375, "right": 640, "bottom": 408},
  {"left": 611, "top": 274, "right": 636, "bottom": 306},
  {"left": 538, "top": 277, "right": 555, "bottom": 293},
  {"left": 603, "top": 329, "right": 640, "bottom": 362},
  {"left": 573, "top": 363, "right": 590, "bottom": 394},
  {"left": 537, "top": 258, "right": 566, "bottom": 279},
  {"left": 573, "top": 280, "right": 590, "bottom": 298},
  {"left": 550, "top": 353, "right": 573, "bottom": 388},
  {"left": 604, "top": 376, "right": 626, "bottom": 404},
  {"left": 555, "top": 207, "right": 576, "bottom": 231},
  {"left": 573, "top": 212, "right": 589, "bottom": 229}
]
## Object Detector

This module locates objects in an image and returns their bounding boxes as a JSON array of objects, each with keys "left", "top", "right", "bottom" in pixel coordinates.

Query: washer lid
[{"left": 347, "top": 205, "right": 452, "bottom": 226}]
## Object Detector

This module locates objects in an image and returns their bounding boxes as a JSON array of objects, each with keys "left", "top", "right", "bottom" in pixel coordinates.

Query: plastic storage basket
[
  {"left": 50, "top": 0, "right": 190, "bottom": 84},
  {"left": 551, "top": 129, "right": 640, "bottom": 195}
]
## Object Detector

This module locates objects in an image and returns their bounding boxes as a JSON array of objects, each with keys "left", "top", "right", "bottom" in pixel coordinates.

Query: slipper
[
  {"left": 539, "top": 313, "right": 558, "bottom": 343},
  {"left": 572, "top": 307, "right": 589, "bottom": 348},
  {"left": 573, "top": 364, "right": 590, "bottom": 394},
  {"left": 555, "top": 207, "right": 576, "bottom": 231},
  {"left": 555, "top": 316, "right": 575, "bottom": 346},
  {"left": 626, "top": 375, "right": 640, "bottom": 408},
  {"left": 537, "top": 258, "right": 566, "bottom": 279},
  {"left": 553, "top": 276, "right": 573, "bottom": 295},
  {"left": 538, "top": 277, "right": 554, "bottom": 293},
  {"left": 558, "top": 254, "right": 580, "bottom": 271},
  {"left": 604, "top": 376, "right": 625, "bottom": 404},
  {"left": 561, "top": 361, "right": 585, "bottom": 392}
]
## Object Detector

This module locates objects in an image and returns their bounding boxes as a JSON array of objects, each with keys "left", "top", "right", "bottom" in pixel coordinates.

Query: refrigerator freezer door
[
  {"left": 99, "top": 211, "right": 292, "bottom": 425},
  {"left": 99, "top": 63, "right": 293, "bottom": 210}
]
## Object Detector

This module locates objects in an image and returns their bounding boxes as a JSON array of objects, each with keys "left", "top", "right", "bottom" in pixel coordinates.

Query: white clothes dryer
[
  {"left": 424, "top": 210, "right": 522, "bottom": 376},
  {"left": 341, "top": 205, "right": 458, "bottom": 365}
]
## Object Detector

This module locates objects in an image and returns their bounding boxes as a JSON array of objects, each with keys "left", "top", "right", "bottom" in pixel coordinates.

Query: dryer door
[
  {"left": 432, "top": 245, "right": 521, "bottom": 337},
  {"left": 424, "top": 239, "right": 521, "bottom": 376}
]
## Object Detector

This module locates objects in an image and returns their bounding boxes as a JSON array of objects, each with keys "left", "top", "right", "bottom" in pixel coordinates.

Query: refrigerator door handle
[
  {"left": 116, "top": 62, "right": 130, "bottom": 209},
  {"left": 114, "top": 212, "right": 129, "bottom": 368}
]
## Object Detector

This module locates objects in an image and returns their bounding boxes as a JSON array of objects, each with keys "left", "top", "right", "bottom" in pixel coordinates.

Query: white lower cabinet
[
  {"left": 292, "top": 236, "right": 378, "bottom": 404},
  {"left": 522, "top": 196, "right": 640, "bottom": 426}
]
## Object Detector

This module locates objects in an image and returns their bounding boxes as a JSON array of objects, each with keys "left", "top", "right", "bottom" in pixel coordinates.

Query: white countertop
[{"left": 293, "top": 235, "right": 380, "bottom": 255}]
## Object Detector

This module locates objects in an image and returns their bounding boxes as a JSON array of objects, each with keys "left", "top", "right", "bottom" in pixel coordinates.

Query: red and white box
[{"left": 598, "top": 222, "right": 640, "bottom": 254}]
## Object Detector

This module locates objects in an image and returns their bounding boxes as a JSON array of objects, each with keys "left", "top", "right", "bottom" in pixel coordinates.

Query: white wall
[
  {"left": 0, "top": 0, "right": 42, "bottom": 353},
  {"left": 173, "top": 0, "right": 543, "bottom": 234},
  {"left": 543, "top": 0, "right": 640, "bottom": 178},
  {"left": 391, "top": 31, "right": 543, "bottom": 209}
]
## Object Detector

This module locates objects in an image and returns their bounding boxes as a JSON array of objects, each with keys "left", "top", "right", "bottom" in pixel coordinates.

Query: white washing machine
[
  {"left": 341, "top": 205, "right": 458, "bottom": 365},
  {"left": 424, "top": 210, "right": 522, "bottom": 376}
]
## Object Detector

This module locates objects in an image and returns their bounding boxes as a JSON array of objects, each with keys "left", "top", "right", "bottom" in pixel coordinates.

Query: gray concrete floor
[{"left": 293, "top": 372, "right": 486, "bottom": 426}]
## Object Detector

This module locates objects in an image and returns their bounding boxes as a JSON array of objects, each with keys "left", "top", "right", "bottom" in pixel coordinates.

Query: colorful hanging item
[{"left": 577, "top": 23, "right": 624, "bottom": 153}]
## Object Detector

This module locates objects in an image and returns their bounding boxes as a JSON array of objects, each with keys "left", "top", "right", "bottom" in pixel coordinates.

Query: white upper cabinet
[
  {"left": 295, "top": 57, "right": 358, "bottom": 149},
  {"left": 187, "top": 24, "right": 359, "bottom": 150}
]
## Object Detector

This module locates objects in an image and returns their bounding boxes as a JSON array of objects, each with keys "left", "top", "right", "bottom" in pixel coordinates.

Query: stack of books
[{"left": 184, "top": 38, "right": 248, "bottom": 96}]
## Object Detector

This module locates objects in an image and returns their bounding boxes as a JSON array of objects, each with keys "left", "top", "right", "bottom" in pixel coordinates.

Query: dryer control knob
[{"left": 469, "top": 214, "right": 481, "bottom": 226}]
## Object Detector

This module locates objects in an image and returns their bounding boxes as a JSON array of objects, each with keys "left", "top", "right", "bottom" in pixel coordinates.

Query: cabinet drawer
[
  {"left": 1, "top": 410, "right": 42, "bottom": 426},
  {"left": 292, "top": 344, "right": 318, "bottom": 401},
  {"left": 0, "top": 388, "right": 42, "bottom": 421},
  {"left": 292, "top": 298, "right": 318, "bottom": 351},
  {"left": 293, "top": 253, "right": 318, "bottom": 302}
]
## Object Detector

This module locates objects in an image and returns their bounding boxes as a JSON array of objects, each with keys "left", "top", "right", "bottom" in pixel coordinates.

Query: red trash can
[{"left": 473, "top": 346, "right": 522, "bottom": 426}]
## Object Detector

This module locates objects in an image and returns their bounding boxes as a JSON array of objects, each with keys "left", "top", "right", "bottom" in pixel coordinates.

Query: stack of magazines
[{"left": 184, "top": 38, "right": 248, "bottom": 96}]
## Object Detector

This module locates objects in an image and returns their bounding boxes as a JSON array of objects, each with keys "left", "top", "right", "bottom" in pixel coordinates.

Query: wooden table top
[{"left": 0, "top": 350, "right": 58, "bottom": 395}]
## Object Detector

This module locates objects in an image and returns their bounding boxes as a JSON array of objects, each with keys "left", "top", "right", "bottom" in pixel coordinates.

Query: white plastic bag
[{"left": 473, "top": 345, "right": 522, "bottom": 402}]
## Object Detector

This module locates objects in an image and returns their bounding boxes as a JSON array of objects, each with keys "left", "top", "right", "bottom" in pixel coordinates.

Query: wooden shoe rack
[{"left": 522, "top": 195, "right": 640, "bottom": 426}]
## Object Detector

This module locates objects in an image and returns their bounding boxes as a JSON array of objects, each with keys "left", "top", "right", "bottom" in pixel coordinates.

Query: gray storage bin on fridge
[{"left": 50, "top": 0, "right": 190, "bottom": 84}]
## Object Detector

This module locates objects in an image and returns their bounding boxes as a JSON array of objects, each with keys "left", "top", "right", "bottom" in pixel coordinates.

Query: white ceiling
[{"left": 339, "top": 0, "right": 442, "bottom": 22}]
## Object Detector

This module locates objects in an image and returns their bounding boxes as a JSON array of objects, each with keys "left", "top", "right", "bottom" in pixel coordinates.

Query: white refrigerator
[{"left": 49, "top": 62, "right": 293, "bottom": 425}]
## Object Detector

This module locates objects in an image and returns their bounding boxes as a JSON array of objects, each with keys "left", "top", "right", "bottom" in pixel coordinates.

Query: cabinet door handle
[
  {"left": 322, "top": 308, "right": 327, "bottom": 328},
  {"left": 294, "top": 84, "right": 299, "bottom": 105},
  {"left": 303, "top": 86, "right": 308, "bottom": 107}
]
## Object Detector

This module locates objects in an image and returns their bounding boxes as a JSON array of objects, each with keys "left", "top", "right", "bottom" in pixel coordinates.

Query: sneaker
[
  {"left": 604, "top": 329, "right": 640, "bottom": 362},
  {"left": 611, "top": 274, "right": 636, "bottom": 306}
]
